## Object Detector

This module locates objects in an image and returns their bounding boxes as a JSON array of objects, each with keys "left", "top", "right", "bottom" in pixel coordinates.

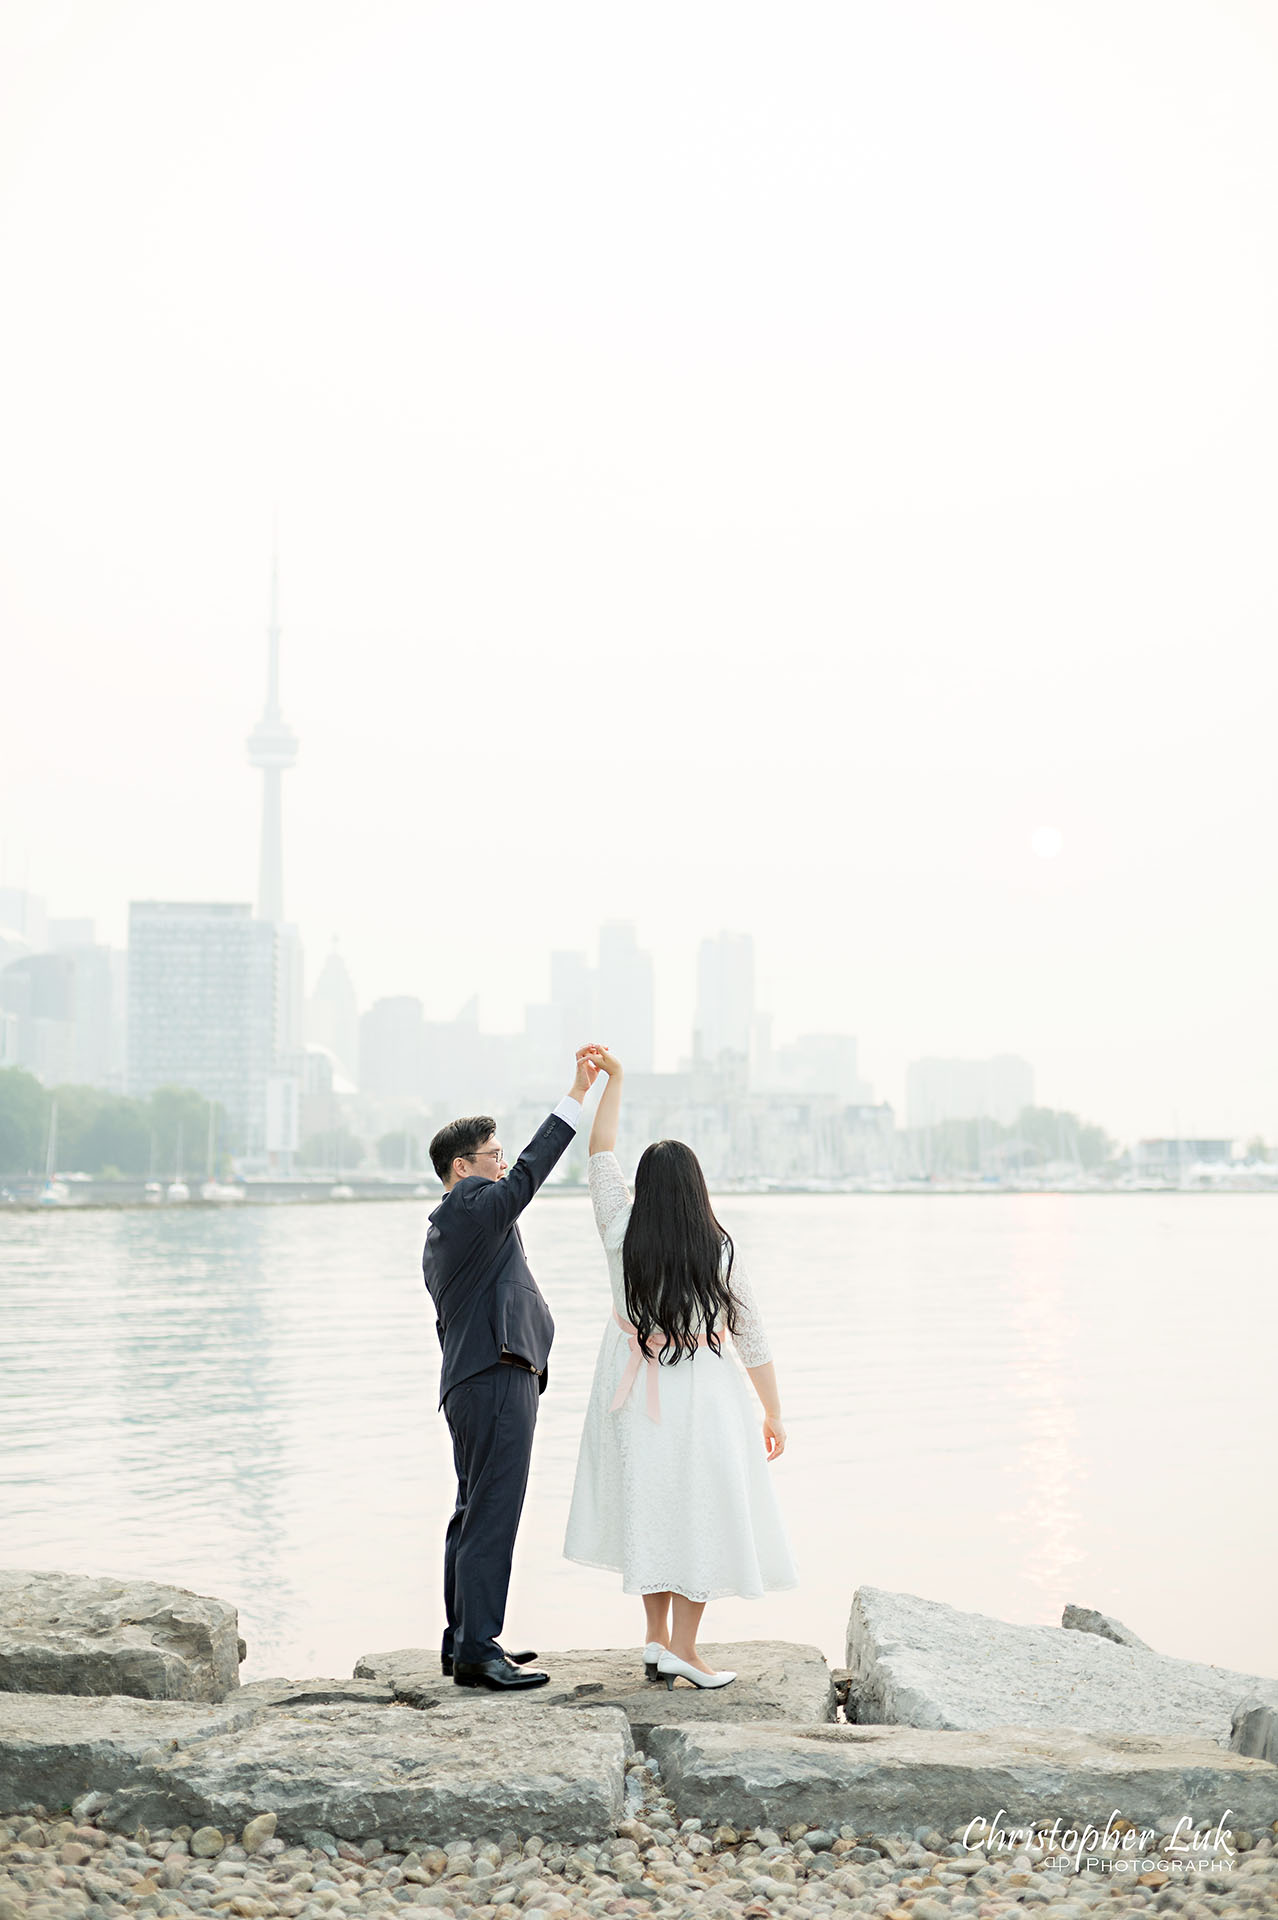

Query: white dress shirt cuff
[{"left": 551, "top": 1094, "right": 582, "bottom": 1129}]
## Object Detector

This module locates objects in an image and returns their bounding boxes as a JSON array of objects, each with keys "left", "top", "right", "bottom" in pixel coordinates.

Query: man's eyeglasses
[{"left": 468, "top": 1148, "right": 507, "bottom": 1166}]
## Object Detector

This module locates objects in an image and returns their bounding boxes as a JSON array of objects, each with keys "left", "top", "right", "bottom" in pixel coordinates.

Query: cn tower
[{"left": 245, "top": 537, "right": 298, "bottom": 925}]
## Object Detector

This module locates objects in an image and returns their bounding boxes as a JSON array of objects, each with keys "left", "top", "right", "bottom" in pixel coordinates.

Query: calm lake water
[{"left": 2, "top": 1194, "right": 1274, "bottom": 1684}]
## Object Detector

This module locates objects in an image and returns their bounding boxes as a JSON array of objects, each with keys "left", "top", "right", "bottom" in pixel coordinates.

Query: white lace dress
[{"left": 562, "top": 1150, "right": 798, "bottom": 1602}]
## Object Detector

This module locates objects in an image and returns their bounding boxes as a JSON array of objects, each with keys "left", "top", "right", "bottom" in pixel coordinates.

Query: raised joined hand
[{"left": 570, "top": 1045, "right": 607, "bottom": 1100}]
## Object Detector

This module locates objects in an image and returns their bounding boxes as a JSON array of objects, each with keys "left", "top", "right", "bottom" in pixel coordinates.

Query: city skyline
[
  {"left": 0, "top": 854, "right": 1181, "bottom": 1160},
  {"left": 0, "top": 852, "right": 1255, "bottom": 1149},
  {"left": 2, "top": 4, "right": 1275, "bottom": 1142},
  {"left": 0, "top": 601, "right": 1260, "bottom": 1166},
  {"left": 0, "top": 513, "right": 1228, "bottom": 1153}
]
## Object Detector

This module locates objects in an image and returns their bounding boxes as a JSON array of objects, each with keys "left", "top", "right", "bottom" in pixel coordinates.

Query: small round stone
[
  {"left": 191, "top": 1828, "right": 225, "bottom": 1858},
  {"left": 241, "top": 1813, "right": 278, "bottom": 1854}
]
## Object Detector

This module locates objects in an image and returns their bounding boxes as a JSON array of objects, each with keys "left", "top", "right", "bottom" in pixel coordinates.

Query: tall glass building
[{"left": 127, "top": 902, "right": 275, "bottom": 1155}]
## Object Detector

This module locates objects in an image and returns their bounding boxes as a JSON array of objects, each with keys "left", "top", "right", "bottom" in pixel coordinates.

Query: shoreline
[
  {"left": 3, "top": 1182, "right": 1276, "bottom": 1212},
  {"left": 3, "top": 1574, "right": 1275, "bottom": 1910}
]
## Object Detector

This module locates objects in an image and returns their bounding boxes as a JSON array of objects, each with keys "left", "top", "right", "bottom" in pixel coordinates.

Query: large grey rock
[
  {"left": 1232, "top": 1697, "right": 1278, "bottom": 1763},
  {"left": 1062, "top": 1603, "right": 1151, "bottom": 1650},
  {"left": 847, "top": 1586, "right": 1278, "bottom": 1745},
  {"left": 234, "top": 1676, "right": 396, "bottom": 1710},
  {"left": 648, "top": 1719, "right": 1278, "bottom": 1833},
  {"left": 0, "top": 1570, "right": 242, "bottom": 1702},
  {"left": 356, "top": 1642, "right": 834, "bottom": 1744},
  {"left": 96, "top": 1697, "right": 631, "bottom": 1842},
  {"left": 0, "top": 1691, "right": 263, "bottom": 1813},
  {"left": 0, "top": 1685, "right": 631, "bottom": 1841}
]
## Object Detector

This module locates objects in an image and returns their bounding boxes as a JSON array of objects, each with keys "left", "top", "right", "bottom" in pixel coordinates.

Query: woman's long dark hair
[{"left": 622, "top": 1139, "right": 742, "bottom": 1363}]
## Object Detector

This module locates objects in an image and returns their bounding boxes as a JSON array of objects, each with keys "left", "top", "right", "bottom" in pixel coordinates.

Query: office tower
[
  {"left": 549, "top": 950, "right": 594, "bottom": 1049},
  {"left": 906, "top": 1055, "right": 1035, "bottom": 1130},
  {"left": 127, "top": 902, "right": 276, "bottom": 1153},
  {"left": 306, "top": 941, "right": 360, "bottom": 1083},
  {"left": 275, "top": 924, "right": 305, "bottom": 1060},
  {"left": 358, "top": 996, "right": 425, "bottom": 1098},
  {"left": 421, "top": 997, "right": 489, "bottom": 1111},
  {"left": 695, "top": 931, "right": 755, "bottom": 1064},
  {"left": 596, "top": 921, "right": 654, "bottom": 1071}
]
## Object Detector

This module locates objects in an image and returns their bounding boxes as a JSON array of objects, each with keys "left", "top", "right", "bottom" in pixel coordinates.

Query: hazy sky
[{"left": 2, "top": 0, "right": 1275, "bottom": 1142}]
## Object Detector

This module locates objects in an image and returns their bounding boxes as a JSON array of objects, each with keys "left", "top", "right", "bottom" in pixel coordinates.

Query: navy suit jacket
[{"left": 422, "top": 1110, "right": 575, "bottom": 1408}]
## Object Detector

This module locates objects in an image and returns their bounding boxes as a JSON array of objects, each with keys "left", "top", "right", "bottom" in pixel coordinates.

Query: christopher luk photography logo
[{"left": 962, "top": 1809, "right": 1237, "bottom": 1876}]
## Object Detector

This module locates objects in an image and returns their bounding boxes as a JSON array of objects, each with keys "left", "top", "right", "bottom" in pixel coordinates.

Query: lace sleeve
[
  {"left": 725, "top": 1242, "right": 773, "bottom": 1366},
  {"left": 588, "top": 1150, "right": 630, "bottom": 1241}
]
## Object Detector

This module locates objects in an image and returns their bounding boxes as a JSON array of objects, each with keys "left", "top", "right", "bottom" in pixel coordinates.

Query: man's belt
[{"left": 499, "top": 1350, "right": 538, "bottom": 1373}]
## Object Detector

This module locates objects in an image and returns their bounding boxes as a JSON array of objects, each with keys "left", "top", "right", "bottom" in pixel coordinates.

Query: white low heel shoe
[
  {"left": 657, "top": 1651, "right": 737, "bottom": 1691},
  {"left": 643, "top": 1641, "right": 668, "bottom": 1682}
]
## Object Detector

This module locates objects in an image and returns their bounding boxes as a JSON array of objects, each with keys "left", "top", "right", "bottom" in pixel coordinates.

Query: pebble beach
[{"left": 3, "top": 1755, "right": 1276, "bottom": 1920}]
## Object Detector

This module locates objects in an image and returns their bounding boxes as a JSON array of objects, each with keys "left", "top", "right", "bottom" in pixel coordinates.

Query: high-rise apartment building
[
  {"left": 695, "top": 931, "right": 755, "bottom": 1065},
  {"left": 127, "top": 902, "right": 276, "bottom": 1154}
]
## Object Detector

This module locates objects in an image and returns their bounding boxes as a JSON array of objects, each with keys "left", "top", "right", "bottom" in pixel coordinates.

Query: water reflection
[
  {"left": 994, "top": 1197, "right": 1088, "bottom": 1608},
  {"left": 1, "top": 1195, "right": 1274, "bottom": 1681}
]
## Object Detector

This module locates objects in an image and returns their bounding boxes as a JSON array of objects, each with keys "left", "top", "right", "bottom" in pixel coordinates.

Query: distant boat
[
  {"left": 38, "top": 1098, "right": 70, "bottom": 1206},
  {"left": 199, "top": 1104, "right": 242, "bottom": 1200},
  {"left": 167, "top": 1121, "right": 190, "bottom": 1202}
]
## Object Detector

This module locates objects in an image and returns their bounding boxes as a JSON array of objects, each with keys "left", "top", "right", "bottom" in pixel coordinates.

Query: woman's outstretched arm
[
  {"left": 588, "top": 1049, "right": 624, "bottom": 1154},
  {"left": 745, "top": 1361, "right": 786, "bottom": 1460}
]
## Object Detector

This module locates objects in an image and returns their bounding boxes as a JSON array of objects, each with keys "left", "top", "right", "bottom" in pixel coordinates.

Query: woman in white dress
[{"left": 563, "top": 1047, "right": 797, "bottom": 1689}]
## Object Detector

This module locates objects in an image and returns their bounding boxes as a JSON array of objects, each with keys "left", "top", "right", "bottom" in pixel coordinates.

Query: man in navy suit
[{"left": 423, "top": 1046, "right": 601, "bottom": 1692}]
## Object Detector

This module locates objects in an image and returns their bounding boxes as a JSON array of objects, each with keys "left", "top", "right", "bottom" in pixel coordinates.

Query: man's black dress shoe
[
  {"left": 441, "top": 1646, "right": 536, "bottom": 1677},
  {"left": 452, "top": 1655, "right": 549, "bottom": 1691}
]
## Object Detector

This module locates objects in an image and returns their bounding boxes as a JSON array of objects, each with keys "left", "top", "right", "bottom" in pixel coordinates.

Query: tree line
[
  {"left": 0, "top": 1068, "right": 428, "bottom": 1179},
  {"left": 904, "top": 1105, "right": 1116, "bottom": 1175},
  {"left": 0, "top": 1068, "right": 227, "bottom": 1178}
]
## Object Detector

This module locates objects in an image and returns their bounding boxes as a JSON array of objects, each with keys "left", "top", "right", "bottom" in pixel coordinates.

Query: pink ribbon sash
[{"left": 609, "top": 1308, "right": 721, "bottom": 1423}]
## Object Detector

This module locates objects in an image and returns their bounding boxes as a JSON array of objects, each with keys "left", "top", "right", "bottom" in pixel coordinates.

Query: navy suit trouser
[{"left": 441, "top": 1361, "right": 540, "bottom": 1665}]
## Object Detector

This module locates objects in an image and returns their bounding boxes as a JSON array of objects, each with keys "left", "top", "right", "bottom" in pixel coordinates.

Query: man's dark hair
[{"left": 430, "top": 1115, "right": 497, "bottom": 1185}]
